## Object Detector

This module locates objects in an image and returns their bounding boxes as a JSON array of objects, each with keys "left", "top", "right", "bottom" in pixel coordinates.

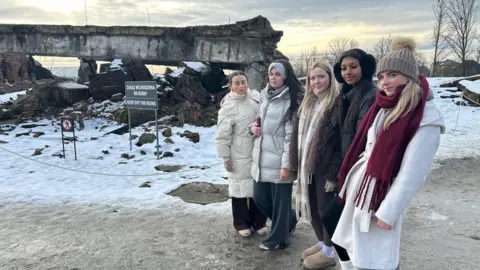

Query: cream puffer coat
[{"left": 214, "top": 89, "right": 261, "bottom": 198}]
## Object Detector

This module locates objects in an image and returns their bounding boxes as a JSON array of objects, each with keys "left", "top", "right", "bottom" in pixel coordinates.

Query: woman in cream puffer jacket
[{"left": 215, "top": 71, "right": 267, "bottom": 238}]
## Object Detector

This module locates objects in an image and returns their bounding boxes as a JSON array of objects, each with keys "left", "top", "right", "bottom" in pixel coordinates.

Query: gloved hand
[
  {"left": 224, "top": 160, "right": 233, "bottom": 172},
  {"left": 324, "top": 180, "right": 336, "bottom": 193}
]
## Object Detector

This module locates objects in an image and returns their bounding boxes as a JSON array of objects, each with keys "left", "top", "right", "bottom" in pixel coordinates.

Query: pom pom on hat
[
  {"left": 391, "top": 36, "right": 416, "bottom": 52},
  {"left": 377, "top": 36, "right": 419, "bottom": 81}
]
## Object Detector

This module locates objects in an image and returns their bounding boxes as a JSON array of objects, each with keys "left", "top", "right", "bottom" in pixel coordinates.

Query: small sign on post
[
  {"left": 125, "top": 81, "right": 160, "bottom": 159},
  {"left": 60, "top": 117, "right": 77, "bottom": 160}
]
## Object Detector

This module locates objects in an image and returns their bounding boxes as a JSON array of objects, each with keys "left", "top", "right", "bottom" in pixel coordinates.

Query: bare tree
[
  {"left": 328, "top": 37, "right": 359, "bottom": 63},
  {"left": 415, "top": 51, "right": 428, "bottom": 67},
  {"left": 445, "top": 0, "right": 479, "bottom": 76},
  {"left": 431, "top": 0, "right": 449, "bottom": 76},
  {"left": 475, "top": 36, "right": 480, "bottom": 62},
  {"left": 373, "top": 35, "right": 393, "bottom": 61},
  {"left": 292, "top": 46, "right": 333, "bottom": 77}
]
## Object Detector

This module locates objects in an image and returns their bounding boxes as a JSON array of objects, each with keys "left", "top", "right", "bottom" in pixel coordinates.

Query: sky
[{"left": 0, "top": 0, "right": 461, "bottom": 67}]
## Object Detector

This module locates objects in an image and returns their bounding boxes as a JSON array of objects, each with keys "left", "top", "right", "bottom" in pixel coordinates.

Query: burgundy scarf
[{"left": 338, "top": 75, "right": 430, "bottom": 212}]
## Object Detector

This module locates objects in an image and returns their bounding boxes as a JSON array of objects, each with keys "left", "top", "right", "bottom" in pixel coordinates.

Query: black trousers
[
  {"left": 322, "top": 193, "right": 350, "bottom": 261},
  {"left": 231, "top": 197, "right": 267, "bottom": 231},
  {"left": 309, "top": 179, "right": 334, "bottom": 246},
  {"left": 253, "top": 181, "right": 296, "bottom": 248}
]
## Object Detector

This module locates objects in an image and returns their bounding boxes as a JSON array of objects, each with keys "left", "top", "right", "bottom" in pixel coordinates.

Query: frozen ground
[{"left": 0, "top": 157, "right": 477, "bottom": 270}]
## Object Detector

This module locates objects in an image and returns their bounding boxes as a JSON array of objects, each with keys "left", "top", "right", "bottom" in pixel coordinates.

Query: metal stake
[
  {"left": 128, "top": 108, "right": 132, "bottom": 151},
  {"left": 155, "top": 109, "right": 159, "bottom": 160}
]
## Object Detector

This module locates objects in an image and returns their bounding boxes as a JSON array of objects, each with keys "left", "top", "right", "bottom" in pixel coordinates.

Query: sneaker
[
  {"left": 238, "top": 229, "right": 251, "bottom": 237},
  {"left": 259, "top": 243, "right": 278, "bottom": 250},
  {"left": 301, "top": 244, "right": 322, "bottom": 260},
  {"left": 256, "top": 227, "right": 268, "bottom": 236},
  {"left": 303, "top": 252, "right": 336, "bottom": 269},
  {"left": 259, "top": 241, "right": 289, "bottom": 251}
]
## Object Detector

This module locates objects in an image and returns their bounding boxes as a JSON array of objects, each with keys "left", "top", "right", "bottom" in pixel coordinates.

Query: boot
[
  {"left": 238, "top": 229, "right": 251, "bottom": 237},
  {"left": 256, "top": 227, "right": 268, "bottom": 236},
  {"left": 303, "top": 252, "right": 336, "bottom": 269},
  {"left": 301, "top": 244, "right": 322, "bottom": 260}
]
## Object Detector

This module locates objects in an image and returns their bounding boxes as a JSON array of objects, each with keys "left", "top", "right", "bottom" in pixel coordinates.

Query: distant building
[{"left": 432, "top": 59, "right": 480, "bottom": 77}]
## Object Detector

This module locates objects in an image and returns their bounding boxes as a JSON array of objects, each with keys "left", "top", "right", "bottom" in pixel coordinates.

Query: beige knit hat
[{"left": 376, "top": 37, "right": 419, "bottom": 82}]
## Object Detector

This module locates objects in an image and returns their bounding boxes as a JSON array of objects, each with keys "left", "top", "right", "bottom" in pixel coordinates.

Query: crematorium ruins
[{"left": 0, "top": 16, "right": 288, "bottom": 127}]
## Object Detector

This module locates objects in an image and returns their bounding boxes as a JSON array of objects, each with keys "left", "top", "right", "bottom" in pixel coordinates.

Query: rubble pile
[{"left": 0, "top": 58, "right": 230, "bottom": 127}]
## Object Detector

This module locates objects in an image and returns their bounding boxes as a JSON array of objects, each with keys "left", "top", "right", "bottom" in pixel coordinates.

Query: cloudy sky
[{"left": 0, "top": 0, "right": 440, "bottom": 65}]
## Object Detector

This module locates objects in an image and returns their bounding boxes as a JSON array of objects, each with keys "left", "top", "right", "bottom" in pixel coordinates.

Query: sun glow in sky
[
  {"left": 1, "top": 0, "right": 466, "bottom": 67},
  {"left": 19, "top": 0, "right": 86, "bottom": 14}
]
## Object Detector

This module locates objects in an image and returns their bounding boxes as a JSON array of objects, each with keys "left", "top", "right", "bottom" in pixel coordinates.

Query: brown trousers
[
  {"left": 231, "top": 197, "right": 267, "bottom": 231},
  {"left": 309, "top": 177, "right": 334, "bottom": 246}
]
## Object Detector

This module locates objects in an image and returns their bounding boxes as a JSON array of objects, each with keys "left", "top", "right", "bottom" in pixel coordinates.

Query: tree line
[{"left": 291, "top": 0, "right": 479, "bottom": 77}]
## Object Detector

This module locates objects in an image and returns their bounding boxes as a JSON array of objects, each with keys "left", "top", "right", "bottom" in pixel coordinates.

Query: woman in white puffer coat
[{"left": 215, "top": 71, "right": 267, "bottom": 238}]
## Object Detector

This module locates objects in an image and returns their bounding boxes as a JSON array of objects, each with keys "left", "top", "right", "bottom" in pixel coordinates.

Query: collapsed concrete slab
[{"left": 0, "top": 16, "right": 283, "bottom": 90}]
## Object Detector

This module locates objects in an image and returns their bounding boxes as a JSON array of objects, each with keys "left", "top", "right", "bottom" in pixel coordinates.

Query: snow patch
[
  {"left": 0, "top": 90, "right": 26, "bottom": 104},
  {"left": 459, "top": 80, "right": 480, "bottom": 94},
  {"left": 170, "top": 67, "right": 185, "bottom": 78},
  {"left": 428, "top": 212, "right": 449, "bottom": 221},
  {"left": 183, "top": 62, "right": 208, "bottom": 73},
  {"left": 110, "top": 59, "right": 123, "bottom": 69},
  {"left": 58, "top": 82, "right": 89, "bottom": 89}
]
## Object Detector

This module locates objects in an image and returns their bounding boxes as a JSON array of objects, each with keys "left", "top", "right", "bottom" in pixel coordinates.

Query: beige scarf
[{"left": 296, "top": 95, "right": 325, "bottom": 222}]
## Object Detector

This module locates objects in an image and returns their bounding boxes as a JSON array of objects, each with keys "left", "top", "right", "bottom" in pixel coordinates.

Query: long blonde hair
[
  {"left": 297, "top": 60, "right": 339, "bottom": 118},
  {"left": 382, "top": 79, "right": 422, "bottom": 129}
]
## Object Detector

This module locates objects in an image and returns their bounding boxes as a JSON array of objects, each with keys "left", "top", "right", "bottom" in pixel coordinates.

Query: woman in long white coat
[
  {"left": 332, "top": 37, "right": 446, "bottom": 270},
  {"left": 215, "top": 71, "right": 267, "bottom": 237}
]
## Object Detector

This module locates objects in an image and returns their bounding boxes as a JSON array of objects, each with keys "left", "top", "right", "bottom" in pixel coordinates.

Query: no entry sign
[
  {"left": 61, "top": 117, "right": 74, "bottom": 132},
  {"left": 60, "top": 117, "right": 77, "bottom": 160}
]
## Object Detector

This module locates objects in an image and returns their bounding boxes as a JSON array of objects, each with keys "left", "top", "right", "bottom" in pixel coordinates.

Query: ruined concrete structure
[{"left": 0, "top": 16, "right": 283, "bottom": 90}]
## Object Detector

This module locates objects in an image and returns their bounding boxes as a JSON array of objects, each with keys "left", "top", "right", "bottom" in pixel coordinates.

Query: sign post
[
  {"left": 60, "top": 117, "right": 77, "bottom": 160},
  {"left": 124, "top": 81, "right": 160, "bottom": 159}
]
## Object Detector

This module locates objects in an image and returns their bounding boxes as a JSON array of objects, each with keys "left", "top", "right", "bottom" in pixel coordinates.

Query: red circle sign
[{"left": 62, "top": 119, "right": 73, "bottom": 131}]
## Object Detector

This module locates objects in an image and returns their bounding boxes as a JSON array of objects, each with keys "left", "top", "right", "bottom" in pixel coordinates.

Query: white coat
[
  {"left": 214, "top": 89, "right": 260, "bottom": 198},
  {"left": 332, "top": 92, "right": 446, "bottom": 270}
]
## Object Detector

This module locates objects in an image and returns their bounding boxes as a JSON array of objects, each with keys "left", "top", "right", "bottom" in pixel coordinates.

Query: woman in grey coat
[{"left": 250, "top": 59, "right": 303, "bottom": 250}]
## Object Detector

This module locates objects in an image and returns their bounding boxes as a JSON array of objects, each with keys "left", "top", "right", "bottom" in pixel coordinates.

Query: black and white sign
[
  {"left": 125, "top": 81, "right": 158, "bottom": 110},
  {"left": 124, "top": 81, "right": 160, "bottom": 159}
]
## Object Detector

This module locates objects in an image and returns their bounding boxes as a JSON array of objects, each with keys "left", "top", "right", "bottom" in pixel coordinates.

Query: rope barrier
[{"left": 0, "top": 145, "right": 223, "bottom": 177}]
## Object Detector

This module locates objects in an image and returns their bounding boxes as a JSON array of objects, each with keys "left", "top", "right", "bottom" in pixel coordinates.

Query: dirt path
[{"left": 0, "top": 157, "right": 479, "bottom": 270}]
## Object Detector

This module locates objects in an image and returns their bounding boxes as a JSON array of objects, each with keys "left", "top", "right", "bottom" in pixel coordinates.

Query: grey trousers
[{"left": 253, "top": 181, "right": 294, "bottom": 248}]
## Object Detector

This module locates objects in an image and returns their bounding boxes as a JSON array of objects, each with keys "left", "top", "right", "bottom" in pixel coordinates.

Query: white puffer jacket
[
  {"left": 214, "top": 89, "right": 260, "bottom": 198},
  {"left": 251, "top": 85, "right": 296, "bottom": 184}
]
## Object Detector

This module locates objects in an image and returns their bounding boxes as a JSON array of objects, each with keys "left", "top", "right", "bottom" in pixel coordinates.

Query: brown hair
[
  {"left": 227, "top": 71, "right": 248, "bottom": 85},
  {"left": 269, "top": 59, "right": 304, "bottom": 120}
]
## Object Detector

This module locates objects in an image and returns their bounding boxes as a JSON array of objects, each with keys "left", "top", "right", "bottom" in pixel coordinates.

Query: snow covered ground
[
  {"left": 428, "top": 77, "right": 480, "bottom": 160},
  {"left": 0, "top": 90, "right": 26, "bottom": 104},
  {"left": 0, "top": 77, "right": 479, "bottom": 211},
  {"left": 0, "top": 110, "right": 227, "bottom": 212}
]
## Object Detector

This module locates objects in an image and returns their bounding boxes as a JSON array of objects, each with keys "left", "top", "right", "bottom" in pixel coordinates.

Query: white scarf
[{"left": 296, "top": 95, "right": 325, "bottom": 222}]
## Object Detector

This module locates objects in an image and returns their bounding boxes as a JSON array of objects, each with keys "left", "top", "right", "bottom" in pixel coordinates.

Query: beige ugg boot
[
  {"left": 303, "top": 252, "right": 336, "bottom": 269},
  {"left": 301, "top": 244, "right": 322, "bottom": 260}
]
